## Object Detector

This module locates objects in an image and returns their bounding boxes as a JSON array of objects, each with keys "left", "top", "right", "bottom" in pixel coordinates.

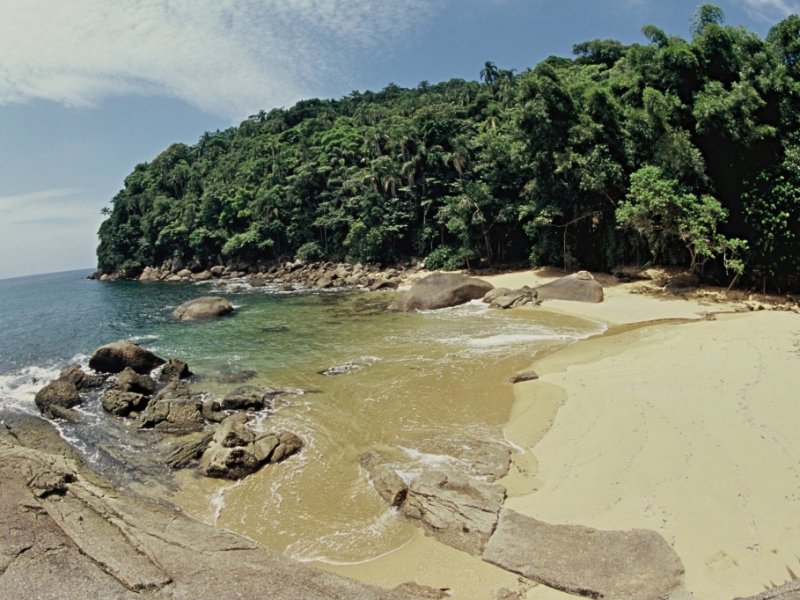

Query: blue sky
[{"left": 0, "top": 0, "right": 795, "bottom": 279}]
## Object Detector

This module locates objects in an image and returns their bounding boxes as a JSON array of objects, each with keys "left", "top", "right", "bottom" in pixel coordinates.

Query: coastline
[{"left": 328, "top": 269, "right": 800, "bottom": 599}]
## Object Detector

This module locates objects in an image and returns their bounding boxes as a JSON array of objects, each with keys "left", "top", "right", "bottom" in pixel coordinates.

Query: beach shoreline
[{"left": 325, "top": 269, "right": 800, "bottom": 599}]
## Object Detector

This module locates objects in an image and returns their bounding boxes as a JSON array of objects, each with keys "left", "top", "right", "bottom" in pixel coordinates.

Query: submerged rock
[
  {"left": 89, "top": 342, "right": 166, "bottom": 375},
  {"left": 172, "top": 296, "right": 235, "bottom": 321},
  {"left": 390, "top": 273, "right": 493, "bottom": 311},
  {"left": 508, "top": 370, "right": 539, "bottom": 384},
  {"left": 534, "top": 271, "right": 604, "bottom": 303},
  {"left": 483, "top": 509, "right": 685, "bottom": 600}
]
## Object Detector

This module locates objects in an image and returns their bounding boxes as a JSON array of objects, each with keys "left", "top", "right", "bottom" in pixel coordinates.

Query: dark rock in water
[
  {"left": 269, "top": 432, "right": 303, "bottom": 464},
  {"left": 201, "top": 398, "right": 227, "bottom": 423},
  {"left": 261, "top": 325, "right": 290, "bottom": 333},
  {"left": 217, "top": 369, "right": 257, "bottom": 384},
  {"left": 201, "top": 413, "right": 303, "bottom": 480},
  {"left": 59, "top": 364, "right": 106, "bottom": 390},
  {"left": 115, "top": 367, "right": 157, "bottom": 396},
  {"left": 138, "top": 381, "right": 205, "bottom": 432},
  {"left": 220, "top": 385, "right": 277, "bottom": 411},
  {"left": 159, "top": 357, "right": 192, "bottom": 382},
  {"left": 508, "top": 370, "right": 539, "bottom": 384},
  {"left": 34, "top": 379, "right": 81, "bottom": 418},
  {"left": 172, "top": 296, "right": 234, "bottom": 321},
  {"left": 214, "top": 413, "right": 255, "bottom": 448},
  {"left": 393, "top": 583, "right": 451, "bottom": 599},
  {"left": 89, "top": 341, "right": 166, "bottom": 374},
  {"left": 202, "top": 444, "right": 261, "bottom": 479},
  {"left": 534, "top": 271, "right": 604, "bottom": 303},
  {"left": 102, "top": 389, "right": 149, "bottom": 417},
  {"left": 483, "top": 509, "right": 685, "bottom": 600},
  {"left": 163, "top": 430, "right": 215, "bottom": 468},
  {"left": 0, "top": 415, "right": 408, "bottom": 600},
  {"left": 390, "top": 273, "right": 493, "bottom": 311},
  {"left": 317, "top": 362, "right": 363, "bottom": 376}
]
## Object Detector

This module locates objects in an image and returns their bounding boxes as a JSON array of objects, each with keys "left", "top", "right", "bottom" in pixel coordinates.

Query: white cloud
[
  {"left": 0, "top": 0, "right": 442, "bottom": 120},
  {"left": 740, "top": 0, "right": 800, "bottom": 21}
]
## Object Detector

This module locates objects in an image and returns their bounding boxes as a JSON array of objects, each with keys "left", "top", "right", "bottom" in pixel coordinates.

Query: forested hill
[{"left": 97, "top": 5, "right": 800, "bottom": 289}]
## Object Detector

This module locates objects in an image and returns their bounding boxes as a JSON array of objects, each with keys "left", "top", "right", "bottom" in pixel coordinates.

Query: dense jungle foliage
[{"left": 97, "top": 5, "right": 800, "bottom": 289}]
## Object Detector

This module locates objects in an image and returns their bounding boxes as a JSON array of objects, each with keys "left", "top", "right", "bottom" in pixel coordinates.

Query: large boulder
[
  {"left": 390, "top": 273, "right": 493, "bottom": 311},
  {"left": 172, "top": 296, "right": 234, "bottom": 321},
  {"left": 534, "top": 271, "right": 604, "bottom": 303},
  {"left": 483, "top": 510, "right": 685, "bottom": 600},
  {"left": 88, "top": 342, "right": 166, "bottom": 375},
  {"left": 34, "top": 379, "right": 81, "bottom": 418}
]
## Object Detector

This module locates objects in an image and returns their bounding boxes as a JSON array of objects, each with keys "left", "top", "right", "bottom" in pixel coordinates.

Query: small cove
[{"left": 0, "top": 269, "right": 605, "bottom": 564}]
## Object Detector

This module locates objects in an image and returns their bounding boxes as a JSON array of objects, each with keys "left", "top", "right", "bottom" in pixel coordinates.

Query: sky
[{"left": 0, "top": 0, "right": 796, "bottom": 279}]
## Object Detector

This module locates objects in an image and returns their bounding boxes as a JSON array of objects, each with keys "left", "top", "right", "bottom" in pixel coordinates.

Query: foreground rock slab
[
  {"left": 483, "top": 509, "right": 685, "bottom": 600},
  {"left": 390, "top": 272, "right": 493, "bottom": 311},
  {"left": 0, "top": 414, "right": 411, "bottom": 600},
  {"left": 534, "top": 271, "right": 604, "bottom": 303},
  {"left": 172, "top": 296, "right": 234, "bottom": 320}
]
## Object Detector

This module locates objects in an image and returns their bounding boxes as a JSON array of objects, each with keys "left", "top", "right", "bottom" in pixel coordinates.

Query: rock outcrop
[
  {"left": 390, "top": 273, "right": 493, "bottom": 311},
  {"left": 114, "top": 367, "right": 157, "bottom": 396},
  {"left": 201, "top": 413, "right": 303, "bottom": 480},
  {"left": 34, "top": 378, "right": 82, "bottom": 420},
  {"left": 0, "top": 413, "right": 410, "bottom": 600},
  {"left": 483, "top": 509, "right": 685, "bottom": 600},
  {"left": 487, "top": 286, "right": 538, "bottom": 309},
  {"left": 534, "top": 271, "right": 604, "bottom": 303},
  {"left": 101, "top": 390, "right": 148, "bottom": 417},
  {"left": 88, "top": 342, "right": 166, "bottom": 374},
  {"left": 219, "top": 384, "right": 277, "bottom": 411},
  {"left": 59, "top": 364, "right": 106, "bottom": 390},
  {"left": 138, "top": 381, "right": 205, "bottom": 432},
  {"left": 158, "top": 357, "right": 192, "bottom": 382},
  {"left": 172, "top": 296, "right": 234, "bottom": 320},
  {"left": 361, "top": 456, "right": 506, "bottom": 556}
]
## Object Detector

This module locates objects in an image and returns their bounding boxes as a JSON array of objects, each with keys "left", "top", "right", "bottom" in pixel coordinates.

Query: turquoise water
[{"left": 0, "top": 268, "right": 605, "bottom": 562}]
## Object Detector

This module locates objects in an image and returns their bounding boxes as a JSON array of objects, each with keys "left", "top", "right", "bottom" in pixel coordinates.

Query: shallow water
[{"left": 0, "top": 270, "right": 604, "bottom": 563}]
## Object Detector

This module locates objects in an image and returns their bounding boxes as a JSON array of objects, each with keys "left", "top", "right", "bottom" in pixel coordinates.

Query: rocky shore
[{"left": 93, "top": 259, "right": 418, "bottom": 292}]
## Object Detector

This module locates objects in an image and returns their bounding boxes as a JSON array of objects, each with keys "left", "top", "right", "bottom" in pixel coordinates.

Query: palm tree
[{"left": 480, "top": 61, "right": 499, "bottom": 86}]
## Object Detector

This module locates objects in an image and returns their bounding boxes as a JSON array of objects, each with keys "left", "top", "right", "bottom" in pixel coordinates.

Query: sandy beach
[{"left": 328, "top": 269, "right": 800, "bottom": 599}]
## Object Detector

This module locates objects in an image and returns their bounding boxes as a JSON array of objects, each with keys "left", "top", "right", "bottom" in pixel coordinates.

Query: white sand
[
  {"left": 504, "top": 311, "right": 800, "bottom": 599},
  {"left": 330, "top": 269, "right": 800, "bottom": 598}
]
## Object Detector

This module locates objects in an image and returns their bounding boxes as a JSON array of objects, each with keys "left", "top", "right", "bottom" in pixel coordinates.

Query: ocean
[{"left": 0, "top": 268, "right": 604, "bottom": 563}]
